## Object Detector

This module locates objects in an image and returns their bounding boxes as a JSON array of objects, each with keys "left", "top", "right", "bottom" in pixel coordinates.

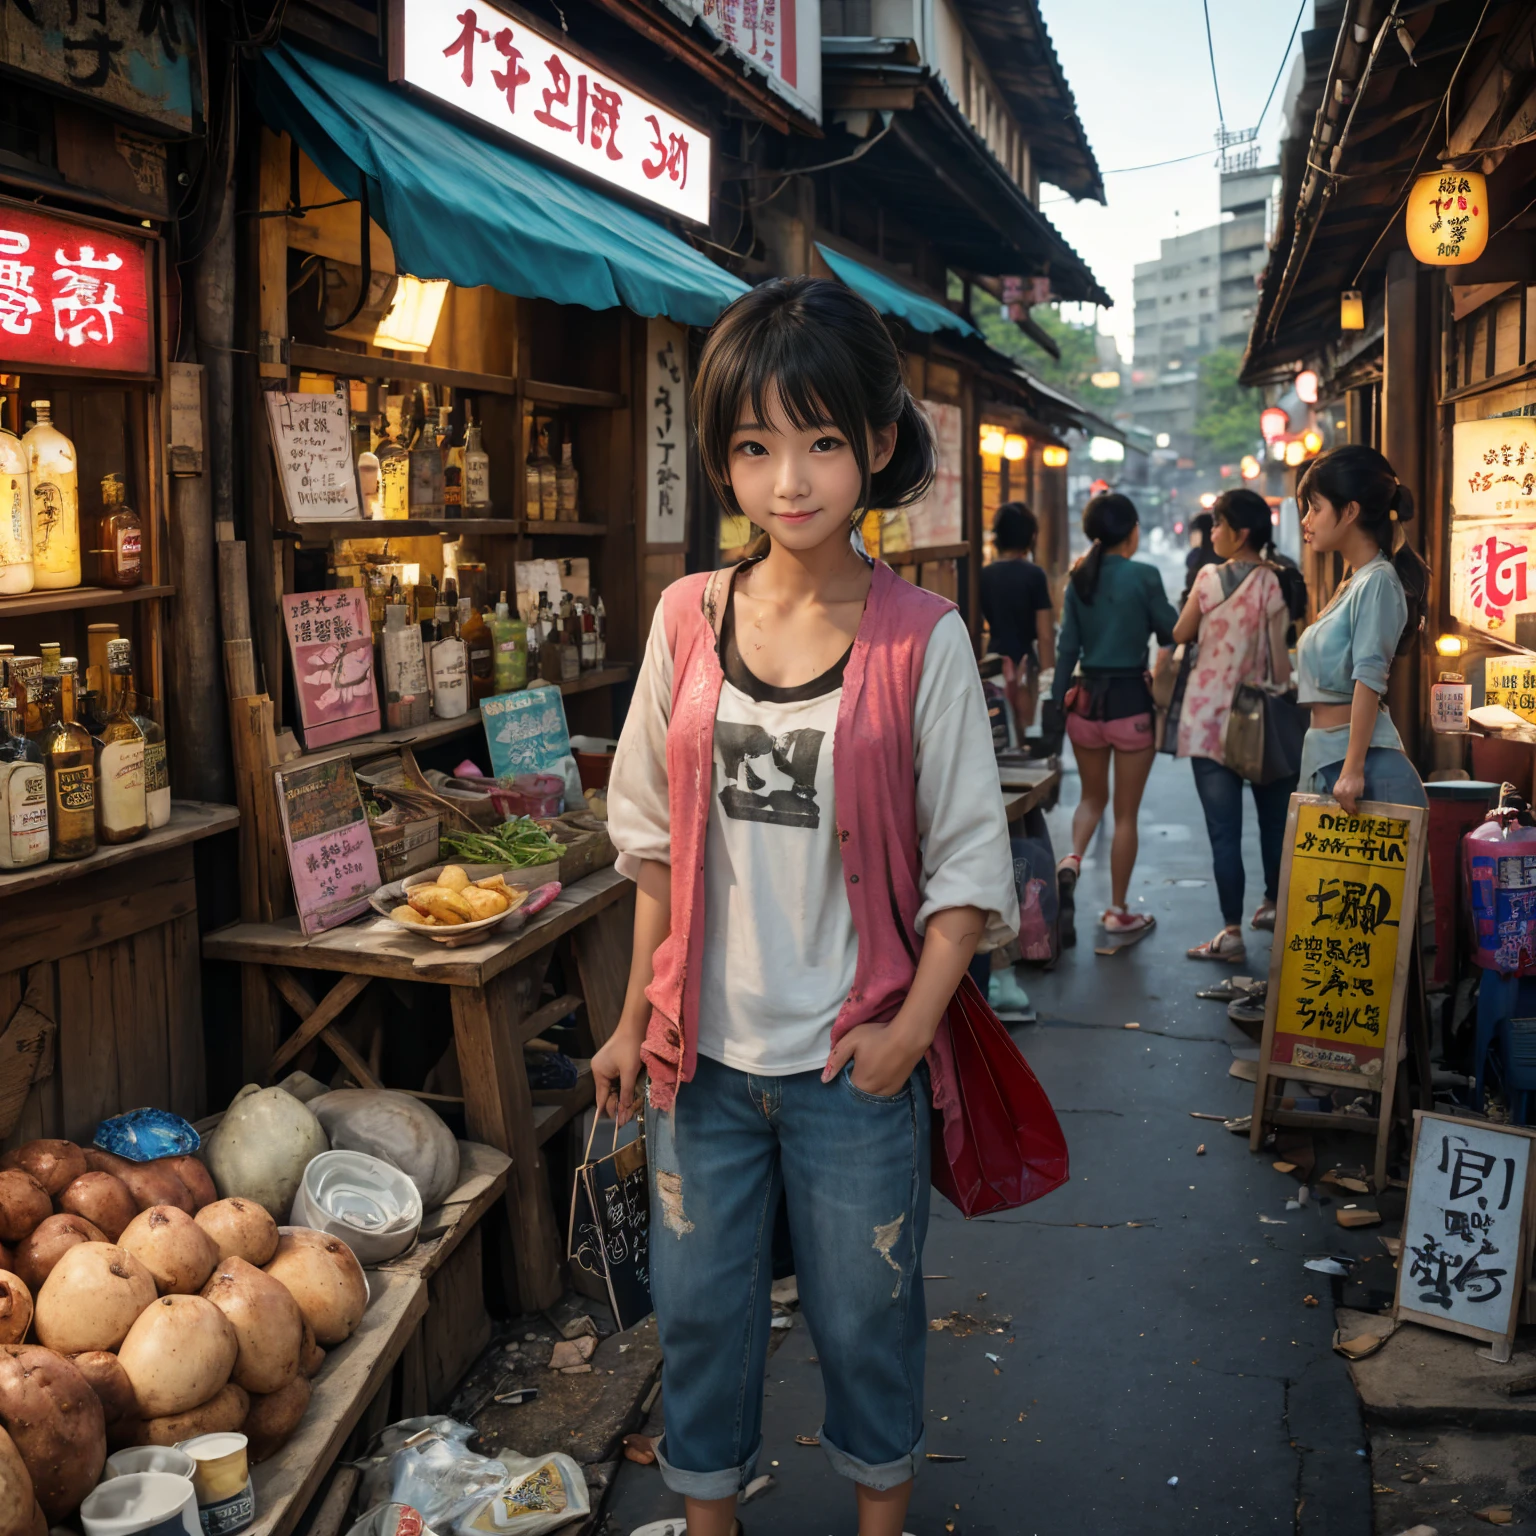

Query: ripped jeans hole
[
  {"left": 872, "top": 1213, "right": 905, "bottom": 1298},
  {"left": 656, "top": 1169, "right": 696, "bottom": 1237}
]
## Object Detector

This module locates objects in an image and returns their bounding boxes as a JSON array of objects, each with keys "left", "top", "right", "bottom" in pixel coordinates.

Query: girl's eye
[
  {"left": 734, "top": 440, "right": 767, "bottom": 457},
  {"left": 811, "top": 436, "right": 845, "bottom": 453}
]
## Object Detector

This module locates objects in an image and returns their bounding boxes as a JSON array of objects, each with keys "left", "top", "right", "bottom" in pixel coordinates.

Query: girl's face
[
  {"left": 1212, "top": 514, "right": 1248, "bottom": 560},
  {"left": 1301, "top": 490, "right": 1356, "bottom": 553},
  {"left": 729, "top": 390, "right": 897, "bottom": 554}
]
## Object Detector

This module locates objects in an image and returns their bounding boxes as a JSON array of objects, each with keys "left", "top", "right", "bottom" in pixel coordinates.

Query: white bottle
[
  {"left": 464, "top": 416, "right": 491, "bottom": 510},
  {"left": 21, "top": 401, "right": 79, "bottom": 590},
  {"left": 0, "top": 420, "right": 32, "bottom": 596},
  {"left": 358, "top": 450, "right": 382, "bottom": 519},
  {"left": 428, "top": 607, "right": 468, "bottom": 720},
  {"left": 0, "top": 701, "right": 47, "bottom": 869}
]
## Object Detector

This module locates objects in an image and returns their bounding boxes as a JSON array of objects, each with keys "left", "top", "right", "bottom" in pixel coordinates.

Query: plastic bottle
[{"left": 490, "top": 591, "right": 527, "bottom": 693}]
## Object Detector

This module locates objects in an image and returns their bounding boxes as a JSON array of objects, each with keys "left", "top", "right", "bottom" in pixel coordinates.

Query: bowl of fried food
[{"left": 370, "top": 863, "right": 562, "bottom": 944}]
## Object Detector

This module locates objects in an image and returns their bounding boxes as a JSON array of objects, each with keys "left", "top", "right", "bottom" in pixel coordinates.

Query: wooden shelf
[
  {"left": 525, "top": 379, "right": 626, "bottom": 410},
  {"left": 0, "top": 800, "right": 238, "bottom": 900},
  {"left": 888, "top": 543, "right": 970, "bottom": 562},
  {"left": 0, "top": 583, "right": 175, "bottom": 620},
  {"left": 279, "top": 518, "right": 608, "bottom": 540},
  {"left": 522, "top": 519, "right": 608, "bottom": 536},
  {"left": 559, "top": 664, "right": 630, "bottom": 695}
]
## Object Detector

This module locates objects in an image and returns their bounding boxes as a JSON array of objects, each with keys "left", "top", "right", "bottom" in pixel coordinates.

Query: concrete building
[{"left": 1127, "top": 162, "right": 1277, "bottom": 457}]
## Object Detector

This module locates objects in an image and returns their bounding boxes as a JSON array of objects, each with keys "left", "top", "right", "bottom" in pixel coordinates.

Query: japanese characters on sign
[
  {"left": 646, "top": 318, "right": 688, "bottom": 546},
  {"left": 0, "top": 205, "right": 152, "bottom": 375},
  {"left": 275, "top": 757, "right": 383, "bottom": 936},
  {"left": 1395, "top": 1112, "right": 1534, "bottom": 1345},
  {"left": 653, "top": 0, "right": 820, "bottom": 124},
  {"left": 480, "top": 683, "right": 572, "bottom": 781},
  {"left": 395, "top": 0, "right": 711, "bottom": 223},
  {"left": 0, "top": 0, "right": 199, "bottom": 133},
  {"left": 1269, "top": 799, "right": 1420, "bottom": 1079},
  {"left": 263, "top": 386, "right": 363, "bottom": 524},
  {"left": 1450, "top": 420, "right": 1536, "bottom": 638},
  {"left": 1429, "top": 674, "right": 1469, "bottom": 734},
  {"left": 1484, "top": 658, "right": 1536, "bottom": 728},
  {"left": 281, "top": 589, "right": 382, "bottom": 750}
]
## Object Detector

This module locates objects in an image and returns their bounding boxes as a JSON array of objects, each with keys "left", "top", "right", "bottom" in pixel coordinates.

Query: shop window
[
  {"left": 1495, "top": 295, "right": 1522, "bottom": 378},
  {"left": 0, "top": 83, "right": 54, "bottom": 171}
]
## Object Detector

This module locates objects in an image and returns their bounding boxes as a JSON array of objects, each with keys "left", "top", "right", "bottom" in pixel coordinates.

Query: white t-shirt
[{"left": 608, "top": 587, "right": 1019, "bottom": 1076}]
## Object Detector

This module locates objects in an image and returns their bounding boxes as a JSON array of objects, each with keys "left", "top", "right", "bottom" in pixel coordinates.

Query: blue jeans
[
  {"left": 647, "top": 1052, "right": 931, "bottom": 1498},
  {"left": 1189, "top": 757, "right": 1298, "bottom": 926},
  {"left": 1309, "top": 746, "right": 1428, "bottom": 809}
]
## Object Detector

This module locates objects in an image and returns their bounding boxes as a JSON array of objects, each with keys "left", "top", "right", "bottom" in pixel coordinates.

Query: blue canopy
[
  {"left": 253, "top": 44, "right": 748, "bottom": 327},
  {"left": 815, "top": 243, "right": 978, "bottom": 338}
]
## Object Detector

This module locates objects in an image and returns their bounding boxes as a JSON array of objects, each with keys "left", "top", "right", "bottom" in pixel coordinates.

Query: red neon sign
[{"left": 0, "top": 205, "right": 153, "bottom": 376}]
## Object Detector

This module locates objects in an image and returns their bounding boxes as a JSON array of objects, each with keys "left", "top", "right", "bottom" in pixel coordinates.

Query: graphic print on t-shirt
[{"left": 716, "top": 721, "right": 824, "bottom": 828}]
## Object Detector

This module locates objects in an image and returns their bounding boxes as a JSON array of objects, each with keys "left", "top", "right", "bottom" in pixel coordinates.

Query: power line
[
  {"left": 1256, "top": 0, "right": 1307, "bottom": 133},
  {"left": 1201, "top": 0, "right": 1226, "bottom": 129}
]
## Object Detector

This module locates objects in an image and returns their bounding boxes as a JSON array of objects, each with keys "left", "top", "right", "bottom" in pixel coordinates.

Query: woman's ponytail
[
  {"left": 1388, "top": 484, "right": 1430, "bottom": 654},
  {"left": 1069, "top": 492, "right": 1140, "bottom": 605}
]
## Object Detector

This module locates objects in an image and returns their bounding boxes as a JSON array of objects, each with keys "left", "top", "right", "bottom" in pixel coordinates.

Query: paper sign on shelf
[
  {"left": 481, "top": 684, "right": 572, "bottom": 780},
  {"left": 264, "top": 385, "right": 363, "bottom": 523},
  {"left": 275, "top": 757, "right": 382, "bottom": 935},
  {"left": 282, "top": 589, "right": 381, "bottom": 749}
]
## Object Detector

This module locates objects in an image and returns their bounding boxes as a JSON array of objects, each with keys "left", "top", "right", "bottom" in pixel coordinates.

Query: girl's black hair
[
  {"left": 1211, "top": 488, "right": 1275, "bottom": 557},
  {"left": 1070, "top": 492, "right": 1139, "bottom": 604},
  {"left": 693, "top": 277, "right": 936, "bottom": 527},
  {"left": 1297, "top": 444, "right": 1429, "bottom": 654},
  {"left": 1190, "top": 512, "right": 1214, "bottom": 549},
  {"left": 993, "top": 501, "right": 1038, "bottom": 554}
]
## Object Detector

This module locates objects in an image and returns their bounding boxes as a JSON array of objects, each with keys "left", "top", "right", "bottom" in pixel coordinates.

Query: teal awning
[
  {"left": 815, "top": 243, "right": 978, "bottom": 337},
  {"left": 253, "top": 44, "right": 748, "bottom": 327}
]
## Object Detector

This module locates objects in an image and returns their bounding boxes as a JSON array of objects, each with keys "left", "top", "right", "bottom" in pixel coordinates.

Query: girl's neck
[
  {"left": 1341, "top": 530, "right": 1384, "bottom": 574},
  {"left": 749, "top": 527, "right": 869, "bottom": 602}
]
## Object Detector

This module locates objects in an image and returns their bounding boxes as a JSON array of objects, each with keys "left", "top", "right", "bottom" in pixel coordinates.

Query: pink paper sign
[
  {"left": 282, "top": 588, "right": 381, "bottom": 748},
  {"left": 275, "top": 757, "right": 382, "bottom": 935}
]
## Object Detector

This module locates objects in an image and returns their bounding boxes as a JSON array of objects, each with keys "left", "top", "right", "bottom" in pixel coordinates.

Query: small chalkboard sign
[
  {"left": 264, "top": 384, "right": 362, "bottom": 523},
  {"left": 569, "top": 1122, "right": 651, "bottom": 1331},
  {"left": 1394, "top": 1111, "right": 1536, "bottom": 1360}
]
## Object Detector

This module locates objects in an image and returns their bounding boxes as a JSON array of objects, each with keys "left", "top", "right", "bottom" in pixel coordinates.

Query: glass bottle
[
  {"left": 86, "top": 622, "right": 118, "bottom": 703},
  {"left": 358, "top": 447, "right": 382, "bottom": 520},
  {"left": 460, "top": 583, "right": 494, "bottom": 703},
  {"left": 127, "top": 666, "right": 170, "bottom": 831},
  {"left": 22, "top": 401, "right": 80, "bottom": 590},
  {"left": 556, "top": 438, "right": 579, "bottom": 521},
  {"left": 0, "top": 413, "right": 32, "bottom": 596},
  {"left": 0, "top": 697, "right": 47, "bottom": 869},
  {"left": 381, "top": 602, "right": 430, "bottom": 729},
  {"left": 594, "top": 593, "right": 607, "bottom": 666},
  {"left": 525, "top": 428, "right": 544, "bottom": 522},
  {"left": 440, "top": 405, "right": 464, "bottom": 517},
  {"left": 59, "top": 658, "right": 79, "bottom": 731},
  {"left": 377, "top": 414, "right": 410, "bottom": 521},
  {"left": 9, "top": 656, "right": 40, "bottom": 735},
  {"left": 537, "top": 426, "right": 557, "bottom": 522},
  {"left": 89, "top": 474, "right": 143, "bottom": 589},
  {"left": 93, "top": 639, "right": 146, "bottom": 845},
  {"left": 40, "top": 643, "right": 60, "bottom": 679},
  {"left": 490, "top": 591, "right": 527, "bottom": 693},
  {"left": 427, "top": 592, "right": 468, "bottom": 719},
  {"left": 29, "top": 674, "right": 94, "bottom": 860},
  {"left": 463, "top": 411, "right": 491, "bottom": 512},
  {"left": 579, "top": 597, "right": 597, "bottom": 669},
  {"left": 408, "top": 400, "right": 445, "bottom": 517}
]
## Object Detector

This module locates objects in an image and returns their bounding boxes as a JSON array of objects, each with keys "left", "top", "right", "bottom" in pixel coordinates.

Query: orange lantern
[
  {"left": 1260, "top": 406, "right": 1289, "bottom": 442},
  {"left": 1041, "top": 445, "right": 1069, "bottom": 468},
  {"left": 1406, "top": 169, "right": 1489, "bottom": 266}
]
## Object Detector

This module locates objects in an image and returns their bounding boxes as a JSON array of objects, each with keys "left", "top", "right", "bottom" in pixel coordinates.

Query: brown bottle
[
  {"left": 93, "top": 639, "right": 146, "bottom": 845},
  {"left": 89, "top": 474, "right": 142, "bottom": 589},
  {"left": 29, "top": 674, "right": 95, "bottom": 860}
]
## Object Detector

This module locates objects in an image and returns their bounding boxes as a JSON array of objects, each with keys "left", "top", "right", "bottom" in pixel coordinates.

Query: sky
[{"left": 1035, "top": 0, "right": 1311, "bottom": 362}]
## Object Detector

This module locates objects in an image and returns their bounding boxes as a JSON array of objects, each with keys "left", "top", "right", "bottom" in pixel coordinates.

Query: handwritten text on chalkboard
[{"left": 265, "top": 386, "right": 362, "bottom": 523}]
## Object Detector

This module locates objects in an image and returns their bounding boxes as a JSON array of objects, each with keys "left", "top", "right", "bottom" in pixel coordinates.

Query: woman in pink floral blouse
[{"left": 1171, "top": 489, "right": 1296, "bottom": 965}]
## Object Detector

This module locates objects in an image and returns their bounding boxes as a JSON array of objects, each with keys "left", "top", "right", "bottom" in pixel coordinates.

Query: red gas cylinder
[{"left": 1466, "top": 788, "right": 1536, "bottom": 973}]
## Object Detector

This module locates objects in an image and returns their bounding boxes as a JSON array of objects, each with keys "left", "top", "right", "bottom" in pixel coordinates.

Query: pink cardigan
[{"left": 641, "top": 561, "right": 965, "bottom": 1149}]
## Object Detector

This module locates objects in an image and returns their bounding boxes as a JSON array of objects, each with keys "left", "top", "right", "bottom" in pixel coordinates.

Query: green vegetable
[{"left": 441, "top": 816, "right": 563, "bottom": 868}]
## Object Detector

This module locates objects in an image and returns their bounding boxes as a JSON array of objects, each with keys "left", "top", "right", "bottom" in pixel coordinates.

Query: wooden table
[
  {"left": 1001, "top": 763, "right": 1060, "bottom": 824},
  {"left": 204, "top": 867, "right": 635, "bottom": 1312}
]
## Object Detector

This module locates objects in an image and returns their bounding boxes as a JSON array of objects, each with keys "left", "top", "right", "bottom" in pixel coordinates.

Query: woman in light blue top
[{"left": 1295, "top": 445, "right": 1429, "bottom": 813}]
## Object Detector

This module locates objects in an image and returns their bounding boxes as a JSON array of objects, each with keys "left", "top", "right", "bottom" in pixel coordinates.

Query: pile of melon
[{"left": 0, "top": 1140, "right": 369, "bottom": 1536}]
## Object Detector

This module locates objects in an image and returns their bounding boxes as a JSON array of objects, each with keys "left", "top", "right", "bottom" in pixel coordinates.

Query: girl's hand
[
  {"left": 592, "top": 1018, "right": 647, "bottom": 1127},
  {"left": 1332, "top": 766, "right": 1365, "bottom": 815},
  {"left": 823, "top": 1016, "right": 933, "bottom": 1098}
]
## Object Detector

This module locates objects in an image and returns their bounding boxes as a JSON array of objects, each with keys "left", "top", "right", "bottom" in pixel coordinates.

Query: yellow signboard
[
  {"left": 1485, "top": 657, "right": 1536, "bottom": 727},
  {"left": 1267, "top": 798, "right": 1423, "bottom": 1079}
]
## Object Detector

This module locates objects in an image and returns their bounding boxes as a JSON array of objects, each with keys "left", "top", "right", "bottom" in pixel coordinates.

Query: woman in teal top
[
  {"left": 1050, "top": 493, "right": 1178, "bottom": 939},
  {"left": 1296, "top": 445, "right": 1429, "bottom": 813}
]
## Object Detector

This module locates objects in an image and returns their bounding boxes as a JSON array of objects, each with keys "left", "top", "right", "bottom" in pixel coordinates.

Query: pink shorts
[{"left": 1066, "top": 710, "right": 1155, "bottom": 752}]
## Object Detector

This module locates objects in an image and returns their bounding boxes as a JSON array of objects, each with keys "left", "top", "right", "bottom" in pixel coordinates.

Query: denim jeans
[
  {"left": 1308, "top": 746, "right": 1428, "bottom": 809},
  {"left": 1189, "top": 757, "right": 1298, "bottom": 926},
  {"left": 647, "top": 1052, "right": 931, "bottom": 1498}
]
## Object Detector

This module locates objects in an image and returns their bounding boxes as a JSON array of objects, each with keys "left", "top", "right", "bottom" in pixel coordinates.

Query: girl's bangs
[{"left": 734, "top": 324, "right": 865, "bottom": 445}]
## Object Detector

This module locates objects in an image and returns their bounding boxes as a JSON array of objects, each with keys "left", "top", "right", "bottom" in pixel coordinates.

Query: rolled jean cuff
[
  {"left": 819, "top": 1425, "right": 926, "bottom": 1489},
  {"left": 653, "top": 1433, "right": 760, "bottom": 1500}
]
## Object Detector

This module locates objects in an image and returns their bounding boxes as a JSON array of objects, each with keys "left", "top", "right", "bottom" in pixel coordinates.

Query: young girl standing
[{"left": 596, "top": 277, "right": 1018, "bottom": 1536}]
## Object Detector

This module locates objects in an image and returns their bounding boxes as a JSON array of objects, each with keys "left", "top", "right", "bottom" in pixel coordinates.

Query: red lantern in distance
[{"left": 1260, "top": 406, "right": 1289, "bottom": 442}]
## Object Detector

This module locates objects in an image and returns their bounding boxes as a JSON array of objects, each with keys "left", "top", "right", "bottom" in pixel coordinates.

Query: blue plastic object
[{"left": 94, "top": 1108, "right": 200, "bottom": 1161}]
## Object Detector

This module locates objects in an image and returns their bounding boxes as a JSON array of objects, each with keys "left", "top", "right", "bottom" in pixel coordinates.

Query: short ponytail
[{"left": 1070, "top": 492, "right": 1139, "bottom": 605}]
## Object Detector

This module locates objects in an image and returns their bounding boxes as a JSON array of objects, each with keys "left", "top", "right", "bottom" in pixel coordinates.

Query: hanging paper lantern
[
  {"left": 1260, "top": 406, "right": 1289, "bottom": 442},
  {"left": 1405, "top": 169, "right": 1489, "bottom": 266},
  {"left": 1041, "top": 445, "right": 1069, "bottom": 468},
  {"left": 1295, "top": 370, "right": 1319, "bottom": 404},
  {"left": 979, "top": 425, "right": 1005, "bottom": 457},
  {"left": 1340, "top": 289, "right": 1365, "bottom": 330},
  {"left": 1003, "top": 434, "right": 1027, "bottom": 462}
]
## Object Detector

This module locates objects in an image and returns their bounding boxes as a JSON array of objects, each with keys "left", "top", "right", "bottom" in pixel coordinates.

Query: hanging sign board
[
  {"left": 1250, "top": 795, "right": 1427, "bottom": 1188},
  {"left": 1395, "top": 1111, "right": 1536, "bottom": 1355},
  {"left": 0, "top": 0, "right": 200, "bottom": 133},
  {"left": 0, "top": 202, "right": 153, "bottom": 376},
  {"left": 275, "top": 757, "right": 383, "bottom": 936},
  {"left": 645, "top": 318, "right": 688, "bottom": 547},
  {"left": 391, "top": 0, "right": 711, "bottom": 224},
  {"left": 653, "top": 0, "right": 820, "bottom": 123},
  {"left": 1449, "top": 419, "right": 1536, "bottom": 639},
  {"left": 264, "top": 386, "right": 363, "bottom": 524},
  {"left": 1429, "top": 674, "right": 1469, "bottom": 734}
]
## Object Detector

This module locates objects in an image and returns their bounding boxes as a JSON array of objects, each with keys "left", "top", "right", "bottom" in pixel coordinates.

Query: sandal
[
  {"left": 1228, "top": 983, "right": 1268, "bottom": 1028},
  {"left": 1057, "top": 855, "right": 1080, "bottom": 949},
  {"left": 1100, "top": 907, "right": 1154, "bottom": 935},
  {"left": 1195, "top": 974, "right": 1258, "bottom": 1001},
  {"left": 1187, "top": 927, "right": 1247, "bottom": 963},
  {"left": 1251, "top": 901, "right": 1277, "bottom": 932}
]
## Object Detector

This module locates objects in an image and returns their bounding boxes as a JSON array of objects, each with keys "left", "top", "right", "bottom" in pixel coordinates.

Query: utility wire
[
  {"left": 1201, "top": 0, "right": 1226, "bottom": 129},
  {"left": 1256, "top": 0, "right": 1307, "bottom": 133}
]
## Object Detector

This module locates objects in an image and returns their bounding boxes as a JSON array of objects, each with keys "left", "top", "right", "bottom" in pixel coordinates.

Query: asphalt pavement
[{"left": 603, "top": 747, "right": 1373, "bottom": 1536}]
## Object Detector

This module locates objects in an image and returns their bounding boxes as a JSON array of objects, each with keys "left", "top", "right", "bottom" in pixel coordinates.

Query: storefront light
[
  {"left": 1284, "top": 439, "right": 1306, "bottom": 467},
  {"left": 1240, "top": 454, "right": 1261, "bottom": 481},
  {"left": 374, "top": 276, "right": 449, "bottom": 353},
  {"left": 1340, "top": 289, "right": 1365, "bottom": 330},
  {"left": 1406, "top": 168, "right": 1489, "bottom": 266},
  {"left": 1199, "top": 492, "right": 1217, "bottom": 509},
  {"left": 1302, "top": 429, "right": 1323, "bottom": 455},
  {"left": 1295, "top": 370, "right": 1319, "bottom": 405},
  {"left": 1435, "top": 634, "right": 1466, "bottom": 658},
  {"left": 1155, "top": 432, "right": 1171, "bottom": 449},
  {"left": 1041, "top": 444, "right": 1069, "bottom": 468},
  {"left": 1260, "top": 406, "right": 1289, "bottom": 442},
  {"left": 1270, "top": 440, "right": 1287, "bottom": 461},
  {"left": 979, "top": 425, "right": 1006, "bottom": 457},
  {"left": 1003, "top": 434, "right": 1027, "bottom": 462}
]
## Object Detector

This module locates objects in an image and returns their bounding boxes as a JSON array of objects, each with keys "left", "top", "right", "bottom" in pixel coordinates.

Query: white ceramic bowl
[
  {"left": 81, "top": 1473, "right": 199, "bottom": 1536},
  {"left": 290, "top": 1150, "right": 423, "bottom": 1265}
]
